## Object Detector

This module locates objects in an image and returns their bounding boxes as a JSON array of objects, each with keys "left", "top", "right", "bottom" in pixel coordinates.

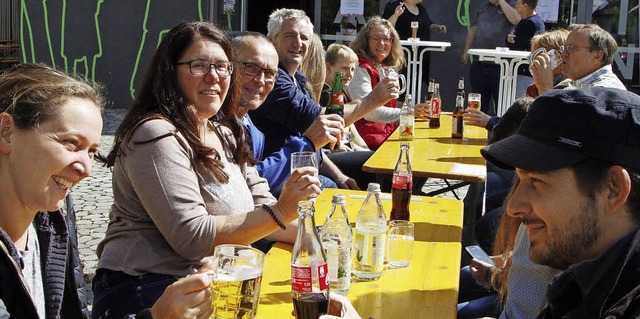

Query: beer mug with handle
[
  {"left": 379, "top": 66, "right": 406, "bottom": 94},
  {"left": 209, "top": 245, "right": 265, "bottom": 319}
]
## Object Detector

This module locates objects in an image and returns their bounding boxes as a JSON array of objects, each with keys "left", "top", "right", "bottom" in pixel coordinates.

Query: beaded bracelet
[{"left": 262, "top": 204, "right": 286, "bottom": 230}]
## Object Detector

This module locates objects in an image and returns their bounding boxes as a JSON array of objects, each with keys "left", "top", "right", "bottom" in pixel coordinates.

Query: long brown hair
[
  {"left": 350, "top": 16, "right": 405, "bottom": 68},
  {"left": 101, "top": 21, "right": 246, "bottom": 183}
]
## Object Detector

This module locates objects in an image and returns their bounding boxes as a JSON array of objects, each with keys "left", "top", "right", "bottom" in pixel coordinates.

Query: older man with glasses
[
  {"left": 232, "top": 31, "right": 346, "bottom": 196},
  {"left": 530, "top": 24, "right": 626, "bottom": 93}
]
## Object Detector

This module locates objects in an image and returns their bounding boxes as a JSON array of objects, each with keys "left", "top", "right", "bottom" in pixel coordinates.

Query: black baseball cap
[{"left": 481, "top": 87, "right": 640, "bottom": 171}]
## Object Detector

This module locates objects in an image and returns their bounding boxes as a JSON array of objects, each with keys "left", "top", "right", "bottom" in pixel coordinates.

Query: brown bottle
[{"left": 429, "top": 83, "right": 441, "bottom": 129}]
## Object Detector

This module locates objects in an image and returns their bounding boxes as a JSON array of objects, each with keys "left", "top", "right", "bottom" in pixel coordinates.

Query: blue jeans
[
  {"left": 92, "top": 269, "right": 178, "bottom": 319},
  {"left": 469, "top": 62, "right": 500, "bottom": 116}
]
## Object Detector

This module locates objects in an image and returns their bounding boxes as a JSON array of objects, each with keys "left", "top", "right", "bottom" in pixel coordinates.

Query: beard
[{"left": 528, "top": 199, "right": 602, "bottom": 269}]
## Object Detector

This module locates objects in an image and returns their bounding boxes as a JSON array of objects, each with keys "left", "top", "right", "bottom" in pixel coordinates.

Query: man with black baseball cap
[{"left": 481, "top": 87, "right": 640, "bottom": 318}]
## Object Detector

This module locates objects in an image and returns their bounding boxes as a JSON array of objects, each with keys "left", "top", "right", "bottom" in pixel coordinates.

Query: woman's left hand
[{"left": 150, "top": 261, "right": 215, "bottom": 319}]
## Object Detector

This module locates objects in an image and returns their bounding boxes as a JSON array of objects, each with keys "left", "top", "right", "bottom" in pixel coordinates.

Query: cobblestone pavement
[{"left": 73, "top": 108, "right": 469, "bottom": 304}]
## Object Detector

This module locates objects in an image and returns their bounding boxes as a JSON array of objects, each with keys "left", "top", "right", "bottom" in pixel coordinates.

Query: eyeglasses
[
  {"left": 560, "top": 45, "right": 592, "bottom": 54},
  {"left": 177, "top": 59, "right": 234, "bottom": 77},
  {"left": 371, "top": 37, "right": 392, "bottom": 44},
  {"left": 239, "top": 61, "right": 279, "bottom": 82}
]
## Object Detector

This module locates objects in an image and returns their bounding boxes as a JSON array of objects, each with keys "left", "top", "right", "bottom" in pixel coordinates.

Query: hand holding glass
[
  {"left": 387, "top": 220, "right": 414, "bottom": 268},
  {"left": 379, "top": 66, "right": 406, "bottom": 95},
  {"left": 209, "top": 245, "right": 265, "bottom": 319},
  {"left": 291, "top": 151, "right": 319, "bottom": 198}
]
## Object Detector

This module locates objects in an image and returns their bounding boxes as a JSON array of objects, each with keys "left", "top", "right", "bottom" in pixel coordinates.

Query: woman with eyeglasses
[
  {"left": 346, "top": 16, "right": 406, "bottom": 150},
  {"left": 92, "top": 21, "right": 320, "bottom": 318}
]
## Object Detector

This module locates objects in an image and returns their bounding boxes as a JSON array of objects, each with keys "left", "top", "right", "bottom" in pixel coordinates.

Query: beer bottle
[
  {"left": 353, "top": 183, "right": 387, "bottom": 280},
  {"left": 390, "top": 142, "right": 412, "bottom": 221},
  {"left": 292, "top": 201, "right": 329, "bottom": 319},
  {"left": 398, "top": 94, "right": 415, "bottom": 141},
  {"left": 325, "top": 72, "right": 344, "bottom": 117},
  {"left": 452, "top": 78, "right": 465, "bottom": 139},
  {"left": 319, "top": 194, "right": 353, "bottom": 295},
  {"left": 429, "top": 83, "right": 441, "bottom": 129},
  {"left": 425, "top": 78, "right": 435, "bottom": 102}
]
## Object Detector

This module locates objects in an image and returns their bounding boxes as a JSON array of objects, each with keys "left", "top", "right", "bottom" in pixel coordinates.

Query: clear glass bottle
[
  {"left": 319, "top": 194, "right": 353, "bottom": 295},
  {"left": 399, "top": 94, "right": 415, "bottom": 141},
  {"left": 390, "top": 142, "right": 412, "bottom": 221},
  {"left": 291, "top": 200, "right": 329, "bottom": 319},
  {"left": 353, "top": 183, "right": 387, "bottom": 280}
]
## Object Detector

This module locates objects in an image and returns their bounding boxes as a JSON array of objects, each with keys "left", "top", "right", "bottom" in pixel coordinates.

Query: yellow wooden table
[
  {"left": 363, "top": 114, "right": 488, "bottom": 183},
  {"left": 256, "top": 189, "right": 463, "bottom": 319}
]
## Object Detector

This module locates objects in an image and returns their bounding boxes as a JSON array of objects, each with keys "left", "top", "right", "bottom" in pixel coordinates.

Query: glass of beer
[
  {"left": 468, "top": 93, "right": 481, "bottom": 110},
  {"left": 209, "top": 245, "right": 265, "bottom": 319},
  {"left": 410, "top": 21, "right": 419, "bottom": 40},
  {"left": 378, "top": 66, "right": 406, "bottom": 94},
  {"left": 387, "top": 220, "right": 414, "bottom": 268}
]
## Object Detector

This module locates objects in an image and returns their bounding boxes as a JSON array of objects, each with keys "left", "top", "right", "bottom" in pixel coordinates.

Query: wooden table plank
[
  {"left": 256, "top": 189, "right": 463, "bottom": 319},
  {"left": 363, "top": 114, "right": 488, "bottom": 183}
]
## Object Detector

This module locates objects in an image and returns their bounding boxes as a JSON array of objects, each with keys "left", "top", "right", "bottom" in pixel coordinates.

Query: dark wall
[
  {"left": 423, "top": 0, "right": 481, "bottom": 111},
  {"left": 20, "top": 0, "right": 205, "bottom": 109}
]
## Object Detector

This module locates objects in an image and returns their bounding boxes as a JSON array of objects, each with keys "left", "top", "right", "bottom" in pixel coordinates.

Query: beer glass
[
  {"left": 378, "top": 66, "right": 406, "bottom": 94},
  {"left": 387, "top": 220, "right": 414, "bottom": 268},
  {"left": 209, "top": 245, "right": 265, "bottom": 319},
  {"left": 468, "top": 93, "right": 481, "bottom": 110},
  {"left": 410, "top": 21, "right": 419, "bottom": 40}
]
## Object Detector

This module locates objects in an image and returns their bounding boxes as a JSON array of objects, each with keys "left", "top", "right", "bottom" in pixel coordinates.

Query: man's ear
[
  {"left": 593, "top": 50, "right": 605, "bottom": 64},
  {"left": 605, "top": 165, "right": 632, "bottom": 216},
  {"left": 0, "top": 113, "right": 14, "bottom": 154}
]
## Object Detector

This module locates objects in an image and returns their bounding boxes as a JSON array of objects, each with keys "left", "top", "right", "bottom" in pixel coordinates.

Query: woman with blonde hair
[
  {"left": 300, "top": 33, "right": 326, "bottom": 103},
  {"left": 347, "top": 16, "right": 406, "bottom": 150}
]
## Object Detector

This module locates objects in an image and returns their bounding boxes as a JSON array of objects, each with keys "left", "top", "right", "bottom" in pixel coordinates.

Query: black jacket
[
  {"left": 538, "top": 228, "right": 640, "bottom": 318},
  {"left": 0, "top": 201, "right": 88, "bottom": 318}
]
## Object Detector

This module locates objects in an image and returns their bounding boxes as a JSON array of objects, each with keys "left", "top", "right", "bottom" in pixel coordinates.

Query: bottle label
[
  {"left": 291, "top": 264, "right": 329, "bottom": 292},
  {"left": 431, "top": 98, "right": 441, "bottom": 117},
  {"left": 392, "top": 175, "right": 413, "bottom": 190},
  {"left": 399, "top": 115, "right": 414, "bottom": 140},
  {"left": 330, "top": 93, "right": 344, "bottom": 106}
]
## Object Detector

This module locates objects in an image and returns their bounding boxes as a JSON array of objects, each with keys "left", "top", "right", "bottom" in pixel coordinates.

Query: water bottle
[
  {"left": 353, "top": 183, "right": 387, "bottom": 280},
  {"left": 319, "top": 194, "right": 353, "bottom": 295}
]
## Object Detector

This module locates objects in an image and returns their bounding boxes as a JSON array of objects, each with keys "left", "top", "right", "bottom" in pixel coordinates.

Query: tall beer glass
[{"left": 209, "top": 245, "right": 265, "bottom": 319}]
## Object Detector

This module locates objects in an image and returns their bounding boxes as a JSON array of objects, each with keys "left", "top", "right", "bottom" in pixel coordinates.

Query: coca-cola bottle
[
  {"left": 325, "top": 72, "right": 344, "bottom": 117},
  {"left": 429, "top": 83, "right": 441, "bottom": 129},
  {"left": 292, "top": 200, "right": 329, "bottom": 319},
  {"left": 452, "top": 78, "right": 465, "bottom": 139},
  {"left": 319, "top": 194, "right": 353, "bottom": 295},
  {"left": 390, "top": 142, "right": 412, "bottom": 221},
  {"left": 353, "top": 183, "right": 387, "bottom": 280},
  {"left": 398, "top": 94, "right": 415, "bottom": 141}
]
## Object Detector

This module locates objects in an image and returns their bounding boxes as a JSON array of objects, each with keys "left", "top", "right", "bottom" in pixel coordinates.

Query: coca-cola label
[
  {"left": 291, "top": 265, "right": 312, "bottom": 292},
  {"left": 318, "top": 263, "right": 329, "bottom": 290},
  {"left": 330, "top": 93, "right": 344, "bottom": 105},
  {"left": 392, "top": 175, "right": 413, "bottom": 190},
  {"left": 291, "top": 264, "right": 329, "bottom": 292},
  {"left": 431, "top": 98, "right": 441, "bottom": 115}
]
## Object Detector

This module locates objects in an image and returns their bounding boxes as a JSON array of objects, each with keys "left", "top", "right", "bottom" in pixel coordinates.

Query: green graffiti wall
[{"left": 20, "top": 0, "right": 206, "bottom": 108}]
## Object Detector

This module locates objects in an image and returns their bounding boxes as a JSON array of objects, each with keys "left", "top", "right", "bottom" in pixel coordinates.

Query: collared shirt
[{"left": 569, "top": 65, "right": 627, "bottom": 90}]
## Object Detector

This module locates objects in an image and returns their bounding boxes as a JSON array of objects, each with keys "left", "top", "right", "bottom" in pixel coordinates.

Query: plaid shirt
[{"left": 569, "top": 65, "right": 627, "bottom": 90}]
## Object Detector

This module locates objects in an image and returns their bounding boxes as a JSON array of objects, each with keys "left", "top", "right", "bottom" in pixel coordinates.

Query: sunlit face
[
  {"left": 368, "top": 24, "right": 393, "bottom": 64},
  {"left": 236, "top": 40, "right": 280, "bottom": 111},
  {"left": 177, "top": 37, "right": 231, "bottom": 121},
  {"left": 507, "top": 168, "right": 604, "bottom": 269},
  {"left": 516, "top": 0, "right": 527, "bottom": 16},
  {"left": 272, "top": 19, "right": 311, "bottom": 74},
  {"left": 3, "top": 98, "right": 102, "bottom": 213},
  {"left": 327, "top": 57, "right": 356, "bottom": 87},
  {"left": 561, "top": 29, "right": 602, "bottom": 80}
]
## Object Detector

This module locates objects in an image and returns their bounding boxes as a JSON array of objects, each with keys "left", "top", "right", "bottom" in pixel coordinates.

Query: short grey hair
[
  {"left": 576, "top": 24, "right": 618, "bottom": 66},
  {"left": 267, "top": 8, "right": 313, "bottom": 40}
]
